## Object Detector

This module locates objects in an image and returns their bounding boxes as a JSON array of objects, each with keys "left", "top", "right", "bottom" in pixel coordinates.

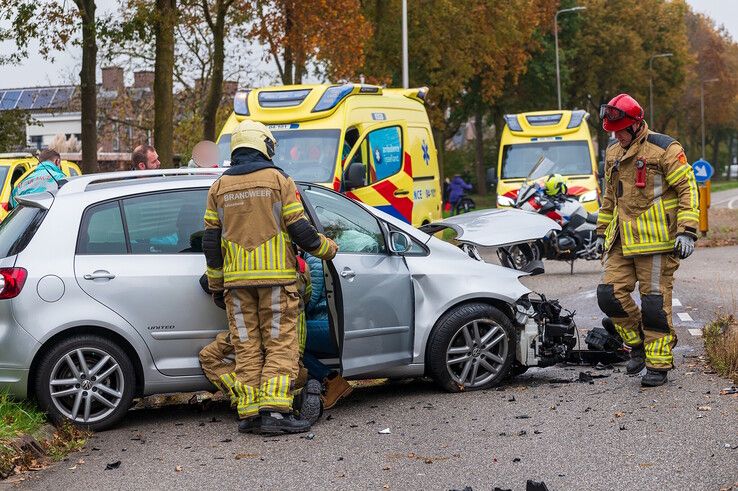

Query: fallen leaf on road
[
  {"left": 175, "top": 466, "right": 182, "bottom": 472},
  {"left": 77, "top": 459, "right": 85, "bottom": 465},
  {"left": 639, "top": 463, "right": 654, "bottom": 468},
  {"left": 614, "top": 412, "right": 625, "bottom": 418},
  {"left": 234, "top": 453, "right": 259, "bottom": 460},
  {"left": 68, "top": 466, "right": 77, "bottom": 470}
]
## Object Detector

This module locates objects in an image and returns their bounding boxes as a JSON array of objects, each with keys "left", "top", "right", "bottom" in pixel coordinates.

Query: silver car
[{"left": 0, "top": 169, "right": 563, "bottom": 430}]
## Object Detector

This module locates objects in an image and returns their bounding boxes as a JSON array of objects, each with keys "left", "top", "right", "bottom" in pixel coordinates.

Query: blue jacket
[
  {"left": 448, "top": 176, "right": 472, "bottom": 203},
  {"left": 11, "top": 161, "right": 66, "bottom": 207},
  {"left": 305, "top": 254, "right": 328, "bottom": 319}
]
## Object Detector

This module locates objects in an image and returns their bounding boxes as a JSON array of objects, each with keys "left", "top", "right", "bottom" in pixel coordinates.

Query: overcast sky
[{"left": 0, "top": 0, "right": 736, "bottom": 90}]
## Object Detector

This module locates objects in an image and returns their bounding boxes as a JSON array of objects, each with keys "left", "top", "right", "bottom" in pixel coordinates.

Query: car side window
[
  {"left": 302, "top": 187, "right": 386, "bottom": 254},
  {"left": 122, "top": 189, "right": 208, "bottom": 254},
  {"left": 77, "top": 201, "right": 127, "bottom": 255}
]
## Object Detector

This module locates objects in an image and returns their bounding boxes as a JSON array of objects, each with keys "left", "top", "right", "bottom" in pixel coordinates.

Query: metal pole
[
  {"left": 701, "top": 78, "right": 719, "bottom": 159},
  {"left": 402, "top": 0, "right": 408, "bottom": 89},
  {"left": 555, "top": 12, "right": 561, "bottom": 110},
  {"left": 648, "top": 53, "right": 672, "bottom": 127},
  {"left": 701, "top": 80, "right": 705, "bottom": 159},
  {"left": 554, "top": 7, "right": 586, "bottom": 110}
]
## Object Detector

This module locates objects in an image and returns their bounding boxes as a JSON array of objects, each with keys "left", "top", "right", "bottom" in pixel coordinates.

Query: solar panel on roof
[
  {"left": 51, "top": 87, "right": 74, "bottom": 107},
  {"left": 0, "top": 90, "right": 21, "bottom": 110},
  {"left": 15, "top": 90, "right": 36, "bottom": 109},
  {"left": 31, "top": 88, "right": 56, "bottom": 109}
]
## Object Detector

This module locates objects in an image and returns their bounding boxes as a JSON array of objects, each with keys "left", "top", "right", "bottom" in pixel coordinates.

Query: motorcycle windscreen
[{"left": 419, "top": 208, "right": 561, "bottom": 248}]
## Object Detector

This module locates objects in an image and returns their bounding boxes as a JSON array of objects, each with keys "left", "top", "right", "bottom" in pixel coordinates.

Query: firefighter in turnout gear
[
  {"left": 198, "top": 257, "right": 321, "bottom": 425},
  {"left": 596, "top": 94, "right": 699, "bottom": 387},
  {"left": 203, "top": 119, "right": 337, "bottom": 434}
]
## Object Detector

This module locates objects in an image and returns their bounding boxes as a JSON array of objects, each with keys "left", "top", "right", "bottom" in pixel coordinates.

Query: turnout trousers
[
  {"left": 225, "top": 285, "right": 301, "bottom": 418},
  {"left": 199, "top": 311, "right": 308, "bottom": 409},
  {"left": 597, "top": 240, "right": 680, "bottom": 370}
]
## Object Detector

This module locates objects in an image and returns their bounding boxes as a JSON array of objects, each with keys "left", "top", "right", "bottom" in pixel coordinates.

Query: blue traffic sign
[{"left": 692, "top": 159, "right": 713, "bottom": 183}]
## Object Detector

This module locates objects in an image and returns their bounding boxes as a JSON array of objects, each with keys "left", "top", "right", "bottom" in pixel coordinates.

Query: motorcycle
[{"left": 497, "top": 156, "right": 601, "bottom": 274}]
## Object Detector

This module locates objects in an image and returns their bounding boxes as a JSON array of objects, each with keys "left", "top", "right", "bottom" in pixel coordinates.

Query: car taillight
[{"left": 0, "top": 268, "right": 27, "bottom": 299}]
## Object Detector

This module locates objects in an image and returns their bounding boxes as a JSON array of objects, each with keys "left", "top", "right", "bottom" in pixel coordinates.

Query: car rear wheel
[
  {"left": 35, "top": 335, "right": 135, "bottom": 431},
  {"left": 427, "top": 303, "right": 514, "bottom": 392}
]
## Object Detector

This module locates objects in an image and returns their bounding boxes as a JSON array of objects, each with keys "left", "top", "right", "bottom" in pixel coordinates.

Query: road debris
[
  {"left": 720, "top": 386, "right": 737, "bottom": 395},
  {"left": 697, "top": 406, "right": 712, "bottom": 411},
  {"left": 105, "top": 461, "right": 121, "bottom": 470},
  {"left": 378, "top": 428, "right": 392, "bottom": 434}
]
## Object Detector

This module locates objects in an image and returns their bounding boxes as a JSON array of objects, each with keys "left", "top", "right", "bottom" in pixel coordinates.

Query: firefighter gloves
[{"left": 674, "top": 234, "right": 695, "bottom": 259}]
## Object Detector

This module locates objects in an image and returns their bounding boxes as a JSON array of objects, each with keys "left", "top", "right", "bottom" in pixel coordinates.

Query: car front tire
[
  {"left": 35, "top": 335, "right": 135, "bottom": 431},
  {"left": 427, "top": 303, "right": 515, "bottom": 392}
]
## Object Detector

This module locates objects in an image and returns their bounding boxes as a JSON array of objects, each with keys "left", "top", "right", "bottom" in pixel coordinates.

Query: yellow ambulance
[
  {"left": 216, "top": 84, "right": 442, "bottom": 226},
  {"left": 495, "top": 110, "right": 601, "bottom": 213}
]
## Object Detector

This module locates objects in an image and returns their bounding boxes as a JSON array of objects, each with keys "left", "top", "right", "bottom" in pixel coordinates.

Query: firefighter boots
[
  {"left": 641, "top": 369, "right": 668, "bottom": 387},
  {"left": 626, "top": 344, "right": 646, "bottom": 375},
  {"left": 322, "top": 373, "right": 353, "bottom": 410},
  {"left": 238, "top": 416, "right": 261, "bottom": 434},
  {"left": 260, "top": 411, "right": 311, "bottom": 435}
]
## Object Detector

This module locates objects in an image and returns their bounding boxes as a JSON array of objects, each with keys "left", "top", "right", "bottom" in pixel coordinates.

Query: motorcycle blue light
[
  {"left": 504, "top": 114, "right": 523, "bottom": 132},
  {"left": 258, "top": 89, "right": 311, "bottom": 108},
  {"left": 234, "top": 90, "right": 251, "bottom": 116},
  {"left": 567, "top": 110, "right": 588, "bottom": 129},
  {"left": 312, "top": 84, "right": 354, "bottom": 112}
]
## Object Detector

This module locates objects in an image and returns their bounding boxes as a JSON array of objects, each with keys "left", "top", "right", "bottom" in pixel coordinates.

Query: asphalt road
[
  {"left": 6, "top": 247, "right": 738, "bottom": 491},
  {"left": 712, "top": 187, "right": 738, "bottom": 209}
]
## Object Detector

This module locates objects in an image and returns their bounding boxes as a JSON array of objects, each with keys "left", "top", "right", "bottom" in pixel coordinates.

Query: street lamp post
[
  {"left": 402, "top": 0, "right": 409, "bottom": 89},
  {"left": 648, "top": 52, "right": 673, "bottom": 127},
  {"left": 555, "top": 6, "right": 586, "bottom": 110},
  {"left": 701, "top": 78, "right": 719, "bottom": 159}
]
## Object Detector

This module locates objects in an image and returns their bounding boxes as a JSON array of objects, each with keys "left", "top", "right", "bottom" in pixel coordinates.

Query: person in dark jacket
[{"left": 447, "top": 174, "right": 472, "bottom": 214}]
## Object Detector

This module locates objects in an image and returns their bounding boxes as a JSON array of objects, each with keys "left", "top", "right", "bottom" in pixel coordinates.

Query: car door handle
[
  {"left": 339, "top": 268, "right": 355, "bottom": 279},
  {"left": 83, "top": 271, "right": 116, "bottom": 281},
  {"left": 394, "top": 189, "right": 410, "bottom": 197}
]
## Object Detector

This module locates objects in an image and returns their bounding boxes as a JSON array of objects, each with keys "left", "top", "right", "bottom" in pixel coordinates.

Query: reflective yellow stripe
[
  {"left": 663, "top": 198, "right": 678, "bottom": 210},
  {"left": 665, "top": 165, "right": 690, "bottom": 185},
  {"left": 282, "top": 202, "right": 304, "bottom": 218},
  {"left": 224, "top": 270, "right": 297, "bottom": 281},
  {"left": 622, "top": 240, "right": 675, "bottom": 255},
  {"left": 614, "top": 323, "right": 641, "bottom": 346},
  {"left": 677, "top": 210, "right": 700, "bottom": 222},
  {"left": 207, "top": 267, "right": 224, "bottom": 278}
]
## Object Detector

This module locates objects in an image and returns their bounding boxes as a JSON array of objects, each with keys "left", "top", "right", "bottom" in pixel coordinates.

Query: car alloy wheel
[
  {"left": 445, "top": 319, "right": 509, "bottom": 388},
  {"left": 48, "top": 347, "right": 125, "bottom": 424}
]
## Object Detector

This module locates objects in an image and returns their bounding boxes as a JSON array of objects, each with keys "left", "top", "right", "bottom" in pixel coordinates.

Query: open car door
[{"left": 298, "top": 183, "right": 414, "bottom": 377}]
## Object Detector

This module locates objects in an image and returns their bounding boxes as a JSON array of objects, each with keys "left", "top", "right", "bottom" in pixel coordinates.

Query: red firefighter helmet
[{"left": 600, "top": 93, "right": 644, "bottom": 132}]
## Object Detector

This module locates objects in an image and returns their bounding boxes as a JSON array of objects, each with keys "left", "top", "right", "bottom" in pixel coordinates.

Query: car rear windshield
[
  {"left": 0, "top": 205, "right": 46, "bottom": 258},
  {"left": 501, "top": 141, "right": 592, "bottom": 179}
]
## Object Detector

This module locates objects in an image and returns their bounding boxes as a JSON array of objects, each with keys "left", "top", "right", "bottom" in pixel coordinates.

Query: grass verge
[
  {"left": 699, "top": 208, "right": 738, "bottom": 247},
  {"left": 703, "top": 314, "right": 738, "bottom": 384},
  {"left": 0, "top": 393, "right": 88, "bottom": 479},
  {"left": 710, "top": 180, "right": 738, "bottom": 193}
]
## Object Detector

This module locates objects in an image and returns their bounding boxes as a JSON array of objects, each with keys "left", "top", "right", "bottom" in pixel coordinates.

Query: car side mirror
[
  {"left": 389, "top": 231, "right": 411, "bottom": 254},
  {"left": 344, "top": 161, "right": 366, "bottom": 190}
]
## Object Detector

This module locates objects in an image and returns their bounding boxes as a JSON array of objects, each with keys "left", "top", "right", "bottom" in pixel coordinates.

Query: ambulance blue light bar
[
  {"left": 258, "top": 89, "right": 311, "bottom": 108},
  {"left": 526, "top": 114, "right": 562, "bottom": 126},
  {"left": 567, "top": 109, "right": 588, "bottom": 128},
  {"left": 504, "top": 114, "right": 523, "bottom": 132},
  {"left": 234, "top": 90, "right": 251, "bottom": 116},
  {"left": 312, "top": 84, "right": 354, "bottom": 112}
]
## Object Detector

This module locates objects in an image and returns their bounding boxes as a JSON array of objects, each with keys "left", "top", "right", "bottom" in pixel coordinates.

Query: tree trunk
[
  {"left": 474, "top": 104, "right": 487, "bottom": 195},
  {"left": 433, "top": 126, "right": 445, "bottom": 186},
  {"left": 711, "top": 131, "right": 721, "bottom": 175},
  {"left": 75, "top": 0, "right": 97, "bottom": 174},
  {"left": 281, "top": 1, "right": 294, "bottom": 85},
  {"left": 154, "top": 0, "right": 176, "bottom": 168},
  {"left": 202, "top": 2, "right": 226, "bottom": 141}
]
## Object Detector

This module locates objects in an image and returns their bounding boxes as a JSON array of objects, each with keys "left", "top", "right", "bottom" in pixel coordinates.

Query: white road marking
[
  {"left": 688, "top": 328, "right": 703, "bottom": 337},
  {"left": 584, "top": 290, "right": 597, "bottom": 299},
  {"left": 672, "top": 298, "right": 682, "bottom": 307},
  {"left": 729, "top": 197, "right": 738, "bottom": 210},
  {"left": 677, "top": 312, "right": 694, "bottom": 322}
]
